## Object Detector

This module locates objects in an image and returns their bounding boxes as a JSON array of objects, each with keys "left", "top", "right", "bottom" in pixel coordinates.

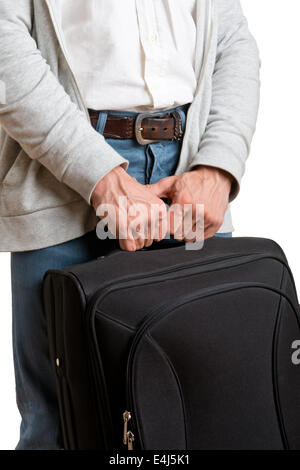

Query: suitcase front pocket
[{"left": 125, "top": 283, "right": 300, "bottom": 450}]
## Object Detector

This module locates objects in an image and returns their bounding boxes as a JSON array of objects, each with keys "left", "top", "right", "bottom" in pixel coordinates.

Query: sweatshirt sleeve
[
  {"left": 0, "top": 1, "right": 128, "bottom": 204},
  {"left": 189, "top": 0, "right": 261, "bottom": 201}
]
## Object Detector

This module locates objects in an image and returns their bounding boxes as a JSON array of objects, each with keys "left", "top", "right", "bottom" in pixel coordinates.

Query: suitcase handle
[{"left": 98, "top": 238, "right": 186, "bottom": 259}]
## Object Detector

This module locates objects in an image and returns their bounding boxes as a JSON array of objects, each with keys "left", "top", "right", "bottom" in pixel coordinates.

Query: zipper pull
[
  {"left": 127, "top": 431, "right": 134, "bottom": 450},
  {"left": 123, "top": 411, "right": 135, "bottom": 450},
  {"left": 127, "top": 431, "right": 135, "bottom": 450},
  {"left": 123, "top": 411, "right": 131, "bottom": 445}
]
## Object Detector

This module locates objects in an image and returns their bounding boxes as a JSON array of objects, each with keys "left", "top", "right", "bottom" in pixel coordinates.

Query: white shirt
[{"left": 54, "top": 0, "right": 197, "bottom": 111}]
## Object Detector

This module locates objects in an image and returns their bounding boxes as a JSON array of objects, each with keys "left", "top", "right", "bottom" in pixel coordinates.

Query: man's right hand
[{"left": 91, "top": 166, "right": 168, "bottom": 252}]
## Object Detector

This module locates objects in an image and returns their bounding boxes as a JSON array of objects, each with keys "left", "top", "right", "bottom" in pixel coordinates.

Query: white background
[{"left": 0, "top": 0, "right": 300, "bottom": 450}]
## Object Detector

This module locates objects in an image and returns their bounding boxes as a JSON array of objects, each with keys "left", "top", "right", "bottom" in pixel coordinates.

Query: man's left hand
[{"left": 147, "top": 165, "right": 233, "bottom": 241}]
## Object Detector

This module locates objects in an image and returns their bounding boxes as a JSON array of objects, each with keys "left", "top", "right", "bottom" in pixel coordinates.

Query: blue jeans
[{"left": 11, "top": 104, "right": 232, "bottom": 450}]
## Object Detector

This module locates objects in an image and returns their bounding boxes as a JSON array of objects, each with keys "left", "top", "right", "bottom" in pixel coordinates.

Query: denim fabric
[
  {"left": 11, "top": 104, "right": 232, "bottom": 449},
  {"left": 214, "top": 232, "right": 233, "bottom": 238}
]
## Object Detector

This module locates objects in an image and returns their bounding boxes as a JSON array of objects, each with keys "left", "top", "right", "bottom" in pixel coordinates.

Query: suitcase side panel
[{"left": 43, "top": 272, "right": 109, "bottom": 450}]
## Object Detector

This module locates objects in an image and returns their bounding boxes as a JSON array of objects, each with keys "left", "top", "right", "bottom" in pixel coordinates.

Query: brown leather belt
[{"left": 88, "top": 108, "right": 186, "bottom": 145}]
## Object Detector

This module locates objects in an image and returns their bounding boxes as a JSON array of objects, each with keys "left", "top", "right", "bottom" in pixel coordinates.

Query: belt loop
[{"left": 96, "top": 111, "right": 108, "bottom": 135}]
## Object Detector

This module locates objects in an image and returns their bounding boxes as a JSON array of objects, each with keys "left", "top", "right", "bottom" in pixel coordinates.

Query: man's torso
[{"left": 53, "top": 0, "right": 197, "bottom": 111}]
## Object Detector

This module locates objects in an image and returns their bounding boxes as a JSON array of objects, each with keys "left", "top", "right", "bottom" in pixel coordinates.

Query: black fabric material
[{"left": 43, "top": 237, "right": 300, "bottom": 450}]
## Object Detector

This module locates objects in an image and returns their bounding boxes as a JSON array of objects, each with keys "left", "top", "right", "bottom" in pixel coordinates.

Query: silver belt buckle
[{"left": 135, "top": 110, "right": 183, "bottom": 146}]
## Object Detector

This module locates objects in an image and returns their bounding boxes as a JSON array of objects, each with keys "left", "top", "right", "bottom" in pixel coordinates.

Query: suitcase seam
[
  {"left": 61, "top": 278, "right": 79, "bottom": 449},
  {"left": 44, "top": 275, "right": 70, "bottom": 449},
  {"left": 272, "top": 264, "right": 290, "bottom": 450},
  {"left": 95, "top": 309, "right": 135, "bottom": 331}
]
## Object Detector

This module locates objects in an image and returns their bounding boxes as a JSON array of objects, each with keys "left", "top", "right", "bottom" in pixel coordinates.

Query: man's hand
[
  {"left": 91, "top": 166, "right": 168, "bottom": 251},
  {"left": 148, "top": 165, "right": 233, "bottom": 241}
]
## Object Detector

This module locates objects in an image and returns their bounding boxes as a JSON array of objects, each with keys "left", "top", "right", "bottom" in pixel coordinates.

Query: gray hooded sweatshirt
[{"left": 0, "top": 0, "right": 260, "bottom": 252}]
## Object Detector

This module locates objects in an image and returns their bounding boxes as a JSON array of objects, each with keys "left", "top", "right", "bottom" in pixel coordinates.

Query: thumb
[{"left": 147, "top": 176, "right": 177, "bottom": 199}]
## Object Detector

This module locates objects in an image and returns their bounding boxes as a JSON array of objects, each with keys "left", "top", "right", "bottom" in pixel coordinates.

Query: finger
[
  {"left": 135, "top": 237, "right": 146, "bottom": 251},
  {"left": 149, "top": 204, "right": 168, "bottom": 242},
  {"left": 119, "top": 238, "right": 137, "bottom": 252},
  {"left": 153, "top": 219, "right": 169, "bottom": 242},
  {"left": 203, "top": 225, "right": 218, "bottom": 240},
  {"left": 144, "top": 238, "right": 154, "bottom": 248},
  {"left": 183, "top": 225, "right": 204, "bottom": 244},
  {"left": 147, "top": 176, "right": 176, "bottom": 199},
  {"left": 168, "top": 203, "right": 184, "bottom": 238},
  {"left": 153, "top": 224, "right": 168, "bottom": 243}
]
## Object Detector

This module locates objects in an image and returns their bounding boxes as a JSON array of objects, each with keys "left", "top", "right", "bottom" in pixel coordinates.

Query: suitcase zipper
[
  {"left": 90, "top": 252, "right": 263, "bottom": 308},
  {"left": 89, "top": 252, "right": 295, "bottom": 309},
  {"left": 123, "top": 411, "right": 135, "bottom": 450},
  {"left": 125, "top": 282, "right": 300, "bottom": 450},
  {"left": 126, "top": 431, "right": 135, "bottom": 450}
]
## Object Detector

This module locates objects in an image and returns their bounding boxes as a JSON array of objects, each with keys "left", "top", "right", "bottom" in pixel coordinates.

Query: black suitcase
[{"left": 43, "top": 237, "right": 300, "bottom": 450}]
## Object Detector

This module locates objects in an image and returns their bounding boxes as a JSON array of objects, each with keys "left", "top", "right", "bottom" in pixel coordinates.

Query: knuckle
[
  {"left": 204, "top": 212, "right": 223, "bottom": 228},
  {"left": 157, "top": 201, "right": 167, "bottom": 215},
  {"left": 179, "top": 194, "right": 193, "bottom": 207},
  {"left": 204, "top": 212, "right": 213, "bottom": 225},
  {"left": 216, "top": 218, "right": 223, "bottom": 228},
  {"left": 146, "top": 213, "right": 152, "bottom": 225},
  {"left": 214, "top": 215, "right": 224, "bottom": 228}
]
